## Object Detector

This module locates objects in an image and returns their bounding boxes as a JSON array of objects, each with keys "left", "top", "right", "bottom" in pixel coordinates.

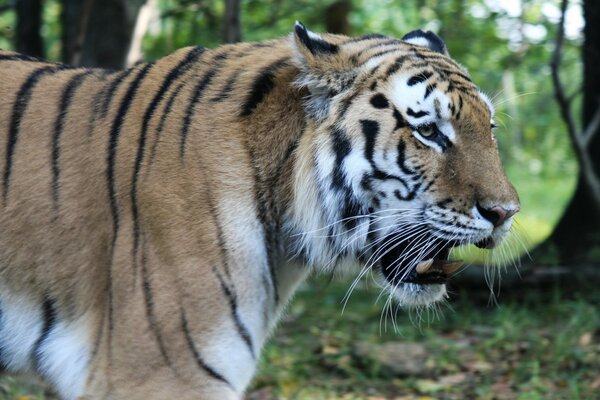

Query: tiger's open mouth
[{"left": 378, "top": 236, "right": 464, "bottom": 285}]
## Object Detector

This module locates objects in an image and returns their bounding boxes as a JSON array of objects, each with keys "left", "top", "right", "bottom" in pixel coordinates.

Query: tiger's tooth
[
  {"left": 416, "top": 259, "right": 434, "bottom": 274},
  {"left": 441, "top": 260, "right": 464, "bottom": 274}
]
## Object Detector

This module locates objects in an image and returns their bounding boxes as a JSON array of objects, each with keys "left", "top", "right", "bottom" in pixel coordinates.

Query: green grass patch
[{"left": 250, "top": 278, "right": 600, "bottom": 399}]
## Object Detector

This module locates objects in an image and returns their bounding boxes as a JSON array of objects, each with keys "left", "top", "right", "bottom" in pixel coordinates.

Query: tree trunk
[
  {"left": 223, "top": 0, "right": 241, "bottom": 43},
  {"left": 62, "top": 0, "right": 145, "bottom": 69},
  {"left": 540, "top": 0, "right": 600, "bottom": 263},
  {"left": 325, "top": 0, "right": 351, "bottom": 35},
  {"left": 16, "top": 0, "right": 44, "bottom": 58},
  {"left": 126, "top": 0, "right": 158, "bottom": 67}
]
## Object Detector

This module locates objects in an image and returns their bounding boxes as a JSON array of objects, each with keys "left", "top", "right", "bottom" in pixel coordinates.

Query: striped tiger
[{"left": 0, "top": 22, "right": 519, "bottom": 399}]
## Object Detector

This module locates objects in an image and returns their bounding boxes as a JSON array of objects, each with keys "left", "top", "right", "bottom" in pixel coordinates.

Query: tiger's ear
[
  {"left": 291, "top": 21, "right": 356, "bottom": 121},
  {"left": 402, "top": 29, "right": 449, "bottom": 56}
]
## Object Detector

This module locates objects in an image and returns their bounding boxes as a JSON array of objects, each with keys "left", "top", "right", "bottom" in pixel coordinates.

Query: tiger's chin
[{"left": 389, "top": 282, "right": 448, "bottom": 307}]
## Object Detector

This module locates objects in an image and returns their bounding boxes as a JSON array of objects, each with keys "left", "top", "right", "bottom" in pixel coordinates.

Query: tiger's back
[{"left": 0, "top": 23, "right": 519, "bottom": 399}]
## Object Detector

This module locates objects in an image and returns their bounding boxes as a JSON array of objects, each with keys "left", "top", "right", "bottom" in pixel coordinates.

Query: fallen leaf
[
  {"left": 579, "top": 332, "right": 593, "bottom": 346},
  {"left": 438, "top": 373, "right": 467, "bottom": 385},
  {"left": 415, "top": 379, "right": 444, "bottom": 393},
  {"left": 464, "top": 359, "right": 493, "bottom": 373}
]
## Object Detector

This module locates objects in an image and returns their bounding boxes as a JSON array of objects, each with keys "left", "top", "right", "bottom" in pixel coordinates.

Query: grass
[{"left": 248, "top": 278, "right": 600, "bottom": 399}]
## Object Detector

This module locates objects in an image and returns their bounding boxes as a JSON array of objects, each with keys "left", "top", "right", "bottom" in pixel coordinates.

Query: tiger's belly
[{"left": 0, "top": 285, "right": 91, "bottom": 400}]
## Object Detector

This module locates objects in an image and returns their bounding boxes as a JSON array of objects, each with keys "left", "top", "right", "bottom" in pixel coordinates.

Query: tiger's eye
[{"left": 417, "top": 124, "right": 437, "bottom": 138}]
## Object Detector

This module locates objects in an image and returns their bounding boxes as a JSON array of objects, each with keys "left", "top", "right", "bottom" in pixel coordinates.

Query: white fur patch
[
  {"left": 478, "top": 91, "right": 495, "bottom": 116},
  {"left": 0, "top": 287, "right": 91, "bottom": 400},
  {"left": 202, "top": 325, "right": 256, "bottom": 393},
  {"left": 403, "top": 36, "right": 431, "bottom": 49},
  {"left": 0, "top": 288, "right": 44, "bottom": 372},
  {"left": 389, "top": 73, "right": 456, "bottom": 150},
  {"left": 37, "top": 314, "right": 91, "bottom": 400}
]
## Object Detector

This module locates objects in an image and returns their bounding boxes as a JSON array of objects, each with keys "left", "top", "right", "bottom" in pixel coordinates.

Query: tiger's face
[{"left": 291, "top": 24, "right": 519, "bottom": 307}]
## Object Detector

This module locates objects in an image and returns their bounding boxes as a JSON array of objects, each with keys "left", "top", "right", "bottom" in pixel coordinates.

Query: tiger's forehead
[
  {"left": 336, "top": 36, "right": 495, "bottom": 121},
  {"left": 380, "top": 65, "right": 494, "bottom": 126}
]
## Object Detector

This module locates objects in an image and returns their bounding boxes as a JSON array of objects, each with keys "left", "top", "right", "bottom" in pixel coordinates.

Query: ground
[{"left": 2, "top": 271, "right": 598, "bottom": 400}]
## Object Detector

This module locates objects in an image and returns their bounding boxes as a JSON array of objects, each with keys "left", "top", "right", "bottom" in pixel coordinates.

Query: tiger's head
[{"left": 288, "top": 23, "right": 519, "bottom": 307}]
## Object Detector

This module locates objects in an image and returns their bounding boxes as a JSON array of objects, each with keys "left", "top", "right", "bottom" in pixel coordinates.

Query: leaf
[{"left": 579, "top": 332, "right": 593, "bottom": 346}]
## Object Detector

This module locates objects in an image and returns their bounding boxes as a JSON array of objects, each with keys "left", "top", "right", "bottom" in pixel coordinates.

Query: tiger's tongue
[{"left": 416, "top": 258, "right": 463, "bottom": 275}]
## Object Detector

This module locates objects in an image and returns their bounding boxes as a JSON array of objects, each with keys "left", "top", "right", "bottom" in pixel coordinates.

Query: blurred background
[{"left": 0, "top": 0, "right": 598, "bottom": 399}]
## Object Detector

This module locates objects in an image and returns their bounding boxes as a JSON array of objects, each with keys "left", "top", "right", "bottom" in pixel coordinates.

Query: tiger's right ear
[
  {"left": 293, "top": 21, "right": 339, "bottom": 57},
  {"left": 291, "top": 21, "right": 356, "bottom": 121},
  {"left": 401, "top": 29, "right": 449, "bottom": 56}
]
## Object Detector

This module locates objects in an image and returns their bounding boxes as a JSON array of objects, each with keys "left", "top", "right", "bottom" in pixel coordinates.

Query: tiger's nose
[{"left": 476, "top": 203, "right": 518, "bottom": 227}]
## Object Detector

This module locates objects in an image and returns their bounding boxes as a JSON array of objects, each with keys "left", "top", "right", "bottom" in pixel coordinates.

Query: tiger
[{"left": 0, "top": 22, "right": 519, "bottom": 399}]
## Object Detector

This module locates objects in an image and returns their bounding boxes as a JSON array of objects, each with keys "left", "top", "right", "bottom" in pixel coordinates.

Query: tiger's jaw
[
  {"left": 373, "top": 216, "right": 515, "bottom": 307},
  {"left": 375, "top": 235, "right": 460, "bottom": 307}
]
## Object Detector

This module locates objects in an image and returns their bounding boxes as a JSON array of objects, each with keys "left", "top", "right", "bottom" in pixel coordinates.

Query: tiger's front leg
[{"left": 76, "top": 225, "right": 265, "bottom": 400}]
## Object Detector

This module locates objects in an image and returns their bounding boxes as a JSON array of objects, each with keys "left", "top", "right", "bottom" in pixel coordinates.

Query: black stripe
[
  {"left": 348, "top": 38, "right": 404, "bottom": 63},
  {"left": 211, "top": 71, "right": 240, "bottom": 102},
  {"left": 179, "top": 69, "right": 216, "bottom": 159},
  {"left": 385, "top": 55, "right": 410, "bottom": 76},
  {"left": 106, "top": 62, "right": 154, "bottom": 340},
  {"left": 356, "top": 48, "right": 402, "bottom": 65},
  {"left": 213, "top": 267, "right": 255, "bottom": 358},
  {"left": 394, "top": 182, "right": 420, "bottom": 201},
  {"left": 52, "top": 71, "right": 92, "bottom": 208},
  {"left": 4, "top": 65, "right": 68, "bottom": 203},
  {"left": 341, "top": 190, "right": 363, "bottom": 230},
  {"left": 131, "top": 47, "right": 205, "bottom": 274},
  {"left": 0, "top": 53, "right": 43, "bottom": 62},
  {"left": 260, "top": 135, "right": 303, "bottom": 303},
  {"left": 99, "top": 69, "right": 130, "bottom": 119},
  {"left": 180, "top": 308, "right": 232, "bottom": 386},
  {"left": 345, "top": 33, "right": 388, "bottom": 43},
  {"left": 406, "top": 108, "right": 429, "bottom": 118},
  {"left": 179, "top": 51, "right": 229, "bottom": 159},
  {"left": 393, "top": 107, "right": 409, "bottom": 131},
  {"left": 239, "top": 58, "right": 289, "bottom": 117},
  {"left": 205, "top": 196, "right": 232, "bottom": 279},
  {"left": 424, "top": 83, "right": 437, "bottom": 99},
  {"left": 407, "top": 71, "right": 433, "bottom": 86},
  {"left": 360, "top": 119, "right": 379, "bottom": 162},
  {"left": 359, "top": 119, "right": 411, "bottom": 187},
  {"left": 330, "top": 127, "right": 351, "bottom": 190},
  {"left": 396, "top": 138, "right": 415, "bottom": 175},
  {"left": 149, "top": 81, "right": 185, "bottom": 164},
  {"left": 33, "top": 298, "right": 57, "bottom": 372},
  {"left": 456, "top": 95, "right": 464, "bottom": 120},
  {"left": 141, "top": 240, "right": 172, "bottom": 365},
  {"left": 243, "top": 140, "right": 279, "bottom": 304}
]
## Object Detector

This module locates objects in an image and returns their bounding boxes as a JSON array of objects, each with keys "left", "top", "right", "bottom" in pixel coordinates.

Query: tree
[
  {"left": 62, "top": 0, "right": 145, "bottom": 68},
  {"left": 223, "top": 0, "right": 241, "bottom": 43},
  {"left": 325, "top": 0, "right": 351, "bottom": 35},
  {"left": 16, "top": 0, "right": 44, "bottom": 58},
  {"left": 544, "top": 0, "right": 600, "bottom": 263}
]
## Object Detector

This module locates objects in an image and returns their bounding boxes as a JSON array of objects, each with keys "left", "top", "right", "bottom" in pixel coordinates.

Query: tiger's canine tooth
[
  {"left": 441, "top": 260, "right": 464, "bottom": 274},
  {"left": 416, "top": 259, "right": 434, "bottom": 274}
]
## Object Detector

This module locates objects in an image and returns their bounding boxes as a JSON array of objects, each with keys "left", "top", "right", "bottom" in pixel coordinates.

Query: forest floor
[
  {"left": 2, "top": 268, "right": 599, "bottom": 400},
  {"left": 248, "top": 272, "right": 600, "bottom": 400}
]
